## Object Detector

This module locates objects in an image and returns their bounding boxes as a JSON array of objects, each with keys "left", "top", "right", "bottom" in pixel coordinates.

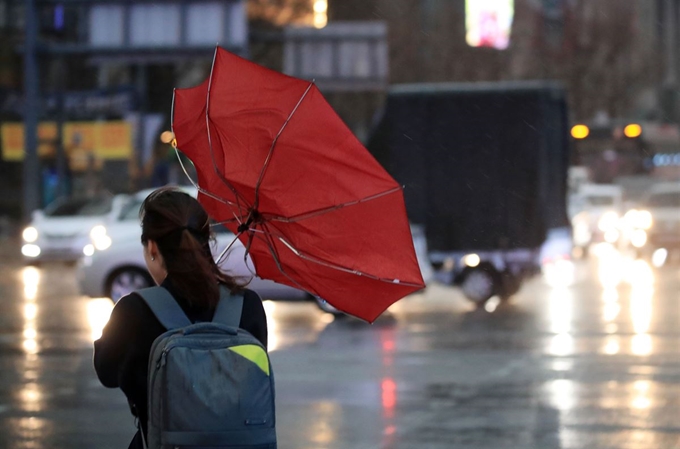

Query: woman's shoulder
[
  {"left": 112, "top": 291, "right": 145, "bottom": 313},
  {"left": 110, "top": 291, "right": 159, "bottom": 322},
  {"left": 238, "top": 288, "right": 266, "bottom": 314},
  {"left": 241, "top": 288, "right": 262, "bottom": 302}
]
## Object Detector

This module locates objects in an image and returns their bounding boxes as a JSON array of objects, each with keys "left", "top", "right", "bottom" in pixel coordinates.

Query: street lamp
[{"left": 160, "top": 131, "right": 175, "bottom": 144}]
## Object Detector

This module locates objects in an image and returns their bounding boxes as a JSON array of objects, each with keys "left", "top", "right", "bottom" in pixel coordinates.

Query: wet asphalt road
[{"left": 0, "top": 241, "right": 679, "bottom": 449}]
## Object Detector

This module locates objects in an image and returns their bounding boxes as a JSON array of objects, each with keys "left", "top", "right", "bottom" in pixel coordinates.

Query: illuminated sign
[
  {"left": 466, "top": 0, "right": 514, "bottom": 50},
  {"left": 1, "top": 121, "right": 132, "bottom": 161},
  {"left": 652, "top": 153, "right": 680, "bottom": 167}
]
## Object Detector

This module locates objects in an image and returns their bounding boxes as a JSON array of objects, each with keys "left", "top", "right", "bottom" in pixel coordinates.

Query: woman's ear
[
  {"left": 146, "top": 240, "right": 159, "bottom": 260},
  {"left": 143, "top": 239, "right": 168, "bottom": 285}
]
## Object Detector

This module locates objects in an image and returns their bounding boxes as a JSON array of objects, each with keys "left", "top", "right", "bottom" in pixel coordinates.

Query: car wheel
[
  {"left": 460, "top": 264, "right": 500, "bottom": 305},
  {"left": 499, "top": 271, "right": 522, "bottom": 300},
  {"left": 106, "top": 268, "right": 153, "bottom": 303}
]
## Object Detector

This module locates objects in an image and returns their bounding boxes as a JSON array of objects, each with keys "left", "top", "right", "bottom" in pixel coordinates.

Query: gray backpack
[{"left": 136, "top": 286, "right": 276, "bottom": 449}]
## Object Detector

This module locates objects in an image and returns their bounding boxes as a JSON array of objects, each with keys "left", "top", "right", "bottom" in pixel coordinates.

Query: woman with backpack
[{"left": 94, "top": 187, "right": 272, "bottom": 449}]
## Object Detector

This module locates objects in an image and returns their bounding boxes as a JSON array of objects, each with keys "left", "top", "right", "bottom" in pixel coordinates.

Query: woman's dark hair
[{"left": 140, "top": 187, "right": 241, "bottom": 309}]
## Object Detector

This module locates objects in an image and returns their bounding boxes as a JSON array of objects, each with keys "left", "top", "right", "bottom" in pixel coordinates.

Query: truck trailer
[{"left": 367, "top": 81, "right": 572, "bottom": 304}]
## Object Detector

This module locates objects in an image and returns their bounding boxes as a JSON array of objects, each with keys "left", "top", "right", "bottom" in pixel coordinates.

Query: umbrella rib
[
  {"left": 205, "top": 47, "right": 253, "bottom": 215},
  {"left": 173, "top": 145, "right": 246, "bottom": 213},
  {"left": 259, "top": 220, "right": 423, "bottom": 288},
  {"left": 170, "top": 87, "right": 247, "bottom": 226},
  {"left": 254, "top": 226, "right": 359, "bottom": 319},
  {"left": 252, "top": 223, "right": 315, "bottom": 294},
  {"left": 211, "top": 218, "right": 241, "bottom": 227},
  {"left": 253, "top": 81, "right": 315, "bottom": 211},
  {"left": 284, "top": 242, "right": 423, "bottom": 287},
  {"left": 263, "top": 186, "right": 402, "bottom": 224},
  {"left": 214, "top": 231, "right": 244, "bottom": 266}
]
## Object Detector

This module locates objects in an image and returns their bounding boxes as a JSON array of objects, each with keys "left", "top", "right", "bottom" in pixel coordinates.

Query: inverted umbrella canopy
[{"left": 172, "top": 47, "right": 424, "bottom": 322}]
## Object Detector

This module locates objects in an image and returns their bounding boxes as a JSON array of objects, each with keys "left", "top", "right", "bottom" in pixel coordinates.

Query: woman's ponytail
[{"left": 140, "top": 187, "right": 241, "bottom": 308}]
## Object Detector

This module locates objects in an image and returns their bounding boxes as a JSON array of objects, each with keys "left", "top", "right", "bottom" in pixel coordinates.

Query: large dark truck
[{"left": 367, "top": 81, "right": 572, "bottom": 305}]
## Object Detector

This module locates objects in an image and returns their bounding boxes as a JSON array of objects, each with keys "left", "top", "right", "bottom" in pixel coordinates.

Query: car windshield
[
  {"left": 586, "top": 195, "right": 616, "bottom": 206},
  {"left": 44, "top": 196, "right": 114, "bottom": 217},
  {"left": 647, "top": 192, "right": 680, "bottom": 208},
  {"left": 118, "top": 199, "right": 144, "bottom": 221}
]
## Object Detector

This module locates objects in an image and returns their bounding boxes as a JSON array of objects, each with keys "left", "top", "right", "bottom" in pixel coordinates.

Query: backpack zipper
[{"left": 157, "top": 349, "right": 168, "bottom": 369}]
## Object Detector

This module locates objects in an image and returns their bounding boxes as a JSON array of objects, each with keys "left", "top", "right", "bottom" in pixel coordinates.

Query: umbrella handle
[
  {"left": 237, "top": 220, "right": 251, "bottom": 234},
  {"left": 237, "top": 209, "right": 262, "bottom": 234}
]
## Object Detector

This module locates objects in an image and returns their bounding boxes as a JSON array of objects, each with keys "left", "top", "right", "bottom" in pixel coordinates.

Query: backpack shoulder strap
[
  {"left": 136, "top": 286, "right": 192, "bottom": 330},
  {"left": 212, "top": 286, "right": 244, "bottom": 328}
]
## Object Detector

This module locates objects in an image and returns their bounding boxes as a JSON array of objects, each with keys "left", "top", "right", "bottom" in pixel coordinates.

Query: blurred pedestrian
[
  {"left": 148, "top": 145, "right": 171, "bottom": 187},
  {"left": 93, "top": 187, "right": 270, "bottom": 448}
]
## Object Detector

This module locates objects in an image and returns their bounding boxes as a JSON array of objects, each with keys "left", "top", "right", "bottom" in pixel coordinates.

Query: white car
[
  {"left": 570, "top": 183, "right": 624, "bottom": 250},
  {"left": 77, "top": 219, "right": 311, "bottom": 301},
  {"left": 77, "top": 188, "right": 433, "bottom": 314},
  {"left": 410, "top": 223, "right": 434, "bottom": 286},
  {"left": 540, "top": 227, "right": 575, "bottom": 287},
  {"left": 21, "top": 193, "right": 129, "bottom": 263},
  {"left": 74, "top": 187, "right": 289, "bottom": 298},
  {"left": 624, "top": 183, "right": 680, "bottom": 262}
]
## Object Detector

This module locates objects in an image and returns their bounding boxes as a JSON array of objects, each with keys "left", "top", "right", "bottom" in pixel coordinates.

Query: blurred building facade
[
  {"left": 0, "top": 0, "right": 677, "bottom": 219},
  {"left": 326, "top": 0, "right": 680, "bottom": 182},
  {"left": 328, "top": 0, "right": 662, "bottom": 123},
  {"left": 0, "top": 0, "right": 250, "bottom": 218}
]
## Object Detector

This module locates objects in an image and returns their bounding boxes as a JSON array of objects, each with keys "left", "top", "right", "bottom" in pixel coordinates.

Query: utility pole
[
  {"left": 136, "top": 64, "right": 148, "bottom": 190},
  {"left": 22, "top": 0, "right": 40, "bottom": 220},
  {"left": 54, "top": 57, "right": 68, "bottom": 199}
]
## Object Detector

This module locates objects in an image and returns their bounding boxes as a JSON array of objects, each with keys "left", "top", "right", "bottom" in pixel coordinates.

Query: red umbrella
[{"left": 172, "top": 47, "right": 424, "bottom": 322}]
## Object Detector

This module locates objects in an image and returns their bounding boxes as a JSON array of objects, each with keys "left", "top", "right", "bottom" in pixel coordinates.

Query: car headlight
[
  {"left": 598, "top": 211, "right": 619, "bottom": 232},
  {"left": 573, "top": 222, "right": 591, "bottom": 244},
  {"left": 572, "top": 211, "right": 589, "bottom": 226},
  {"left": 89, "top": 225, "right": 112, "bottom": 251},
  {"left": 624, "top": 209, "right": 653, "bottom": 230},
  {"left": 22, "top": 226, "right": 38, "bottom": 243},
  {"left": 637, "top": 210, "right": 653, "bottom": 229},
  {"left": 604, "top": 229, "right": 620, "bottom": 243},
  {"left": 631, "top": 229, "right": 647, "bottom": 248},
  {"left": 21, "top": 244, "right": 41, "bottom": 258},
  {"left": 463, "top": 253, "right": 480, "bottom": 267}
]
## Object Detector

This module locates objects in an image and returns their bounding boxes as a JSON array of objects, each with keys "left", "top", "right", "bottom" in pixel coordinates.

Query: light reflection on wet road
[{"left": 0, "top": 245, "right": 679, "bottom": 448}]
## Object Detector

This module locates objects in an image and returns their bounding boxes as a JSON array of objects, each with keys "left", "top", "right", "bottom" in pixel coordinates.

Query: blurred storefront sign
[
  {"left": 465, "top": 0, "right": 515, "bottom": 50},
  {"left": 283, "top": 22, "right": 388, "bottom": 92},
  {"left": 0, "top": 87, "right": 137, "bottom": 120},
  {"left": 124, "top": 112, "right": 164, "bottom": 167},
  {"left": 1, "top": 121, "right": 132, "bottom": 161}
]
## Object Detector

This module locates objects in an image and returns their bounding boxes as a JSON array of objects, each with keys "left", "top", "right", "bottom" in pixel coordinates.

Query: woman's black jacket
[{"left": 93, "top": 277, "right": 268, "bottom": 448}]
